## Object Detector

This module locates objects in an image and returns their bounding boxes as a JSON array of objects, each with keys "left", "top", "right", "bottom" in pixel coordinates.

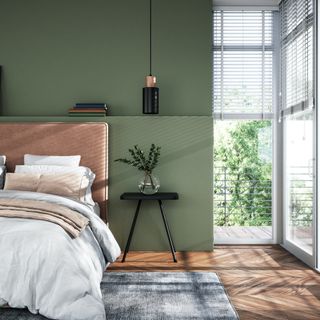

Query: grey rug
[{"left": 0, "top": 272, "right": 239, "bottom": 320}]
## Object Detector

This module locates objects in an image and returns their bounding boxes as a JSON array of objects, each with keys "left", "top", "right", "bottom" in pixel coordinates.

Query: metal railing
[
  {"left": 214, "top": 166, "right": 272, "bottom": 226},
  {"left": 214, "top": 166, "right": 313, "bottom": 227},
  {"left": 288, "top": 166, "right": 313, "bottom": 227}
]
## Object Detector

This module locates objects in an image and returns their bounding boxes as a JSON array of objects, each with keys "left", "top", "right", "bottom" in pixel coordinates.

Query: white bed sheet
[{"left": 0, "top": 190, "right": 121, "bottom": 320}]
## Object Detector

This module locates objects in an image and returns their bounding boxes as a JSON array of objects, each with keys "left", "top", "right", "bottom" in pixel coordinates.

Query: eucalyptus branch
[{"left": 115, "top": 144, "right": 161, "bottom": 173}]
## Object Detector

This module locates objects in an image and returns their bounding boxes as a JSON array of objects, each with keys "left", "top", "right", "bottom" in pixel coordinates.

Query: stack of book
[{"left": 68, "top": 103, "right": 108, "bottom": 117}]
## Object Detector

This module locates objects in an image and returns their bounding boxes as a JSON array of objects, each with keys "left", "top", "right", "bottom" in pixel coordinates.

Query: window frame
[
  {"left": 213, "top": 8, "right": 278, "bottom": 120},
  {"left": 280, "top": 0, "right": 316, "bottom": 268},
  {"left": 212, "top": 6, "right": 280, "bottom": 244}
]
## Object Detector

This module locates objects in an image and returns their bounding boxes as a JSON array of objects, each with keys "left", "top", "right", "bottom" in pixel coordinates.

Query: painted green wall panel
[
  {"left": 107, "top": 116, "right": 213, "bottom": 251},
  {"left": 0, "top": 0, "right": 211, "bottom": 116}
]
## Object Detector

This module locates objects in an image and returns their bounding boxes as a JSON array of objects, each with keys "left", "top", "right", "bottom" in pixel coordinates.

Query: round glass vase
[{"left": 138, "top": 172, "right": 160, "bottom": 195}]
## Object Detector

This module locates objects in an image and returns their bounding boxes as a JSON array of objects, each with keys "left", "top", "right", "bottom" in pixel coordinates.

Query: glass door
[
  {"left": 214, "top": 120, "right": 274, "bottom": 244},
  {"left": 283, "top": 111, "right": 315, "bottom": 267}
]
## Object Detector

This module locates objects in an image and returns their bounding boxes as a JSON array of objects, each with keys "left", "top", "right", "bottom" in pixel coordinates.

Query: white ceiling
[{"left": 212, "top": 0, "right": 281, "bottom": 5}]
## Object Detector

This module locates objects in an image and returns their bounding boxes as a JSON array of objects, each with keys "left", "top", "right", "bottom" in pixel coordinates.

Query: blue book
[{"left": 75, "top": 103, "right": 108, "bottom": 109}]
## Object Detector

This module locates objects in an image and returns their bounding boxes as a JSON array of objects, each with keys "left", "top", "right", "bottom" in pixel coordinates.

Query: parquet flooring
[{"left": 108, "top": 246, "right": 320, "bottom": 320}]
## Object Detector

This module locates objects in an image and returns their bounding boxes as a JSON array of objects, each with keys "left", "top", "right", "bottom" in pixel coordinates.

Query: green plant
[
  {"left": 115, "top": 144, "right": 161, "bottom": 173},
  {"left": 214, "top": 121, "right": 272, "bottom": 227},
  {"left": 115, "top": 144, "right": 161, "bottom": 192}
]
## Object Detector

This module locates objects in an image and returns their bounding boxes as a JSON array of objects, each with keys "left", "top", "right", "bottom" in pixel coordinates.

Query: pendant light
[{"left": 143, "top": 0, "right": 159, "bottom": 114}]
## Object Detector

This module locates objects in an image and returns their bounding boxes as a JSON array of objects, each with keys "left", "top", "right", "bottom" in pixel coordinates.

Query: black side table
[{"left": 120, "top": 192, "right": 179, "bottom": 263}]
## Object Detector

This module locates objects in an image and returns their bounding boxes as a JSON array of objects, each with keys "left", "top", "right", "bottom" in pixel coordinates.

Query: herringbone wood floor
[{"left": 109, "top": 246, "right": 320, "bottom": 320}]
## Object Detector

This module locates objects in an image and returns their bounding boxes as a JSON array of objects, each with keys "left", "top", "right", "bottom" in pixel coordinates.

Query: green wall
[
  {"left": 0, "top": 0, "right": 213, "bottom": 251},
  {"left": 0, "top": 0, "right": 211, "bottom": 116},
  {"left": 108, "top": 117, "right": 213, "bottom": 251}
]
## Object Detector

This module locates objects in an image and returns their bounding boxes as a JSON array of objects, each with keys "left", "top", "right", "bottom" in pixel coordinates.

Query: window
[
  {"left": 213, "top": 10, "right": 274, "bottom": 118},
  {"left": 213, "top": 9, "right": 277, "bottom": 243},
  {"left": 280, "top": 0, "right": 314, "bottom": 260},
  {"left": 280, "top": 0, "right": 313, "bottom": 115}
]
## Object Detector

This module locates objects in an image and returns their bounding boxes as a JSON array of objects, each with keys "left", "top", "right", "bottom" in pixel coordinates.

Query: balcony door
[
  {"left": 214, "top": 120, "right": 274, "bottom": 244},
  {"left": 280, "top": 0, "right": 316, "bottom": 267},
  {"left": 212, "top": 8, "right": 277, "bottom": 244},
  {"left": 283, "top": 112, "right": 315, "bottom": 267}
]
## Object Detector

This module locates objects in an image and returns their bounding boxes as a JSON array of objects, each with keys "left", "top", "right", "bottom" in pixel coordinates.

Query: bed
[{"left": 0, "top": 123, "right": 121, "bottom": 320}]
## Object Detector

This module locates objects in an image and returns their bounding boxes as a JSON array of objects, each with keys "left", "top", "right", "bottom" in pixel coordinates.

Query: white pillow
[
  {"left": 24, "top": 154, "right": 81, "bottom": 167},
  {"left": 0, "top": 165, "right": 7, "bottom": 189},
  {"left": 15, "top": 165, "right": 95, "bottom": 205},
  {"left": 0, "top": 155, "right": 6, "bottom": 166}
]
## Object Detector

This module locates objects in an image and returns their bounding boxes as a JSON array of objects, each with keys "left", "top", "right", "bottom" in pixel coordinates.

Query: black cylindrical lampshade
[{"left": 143, "top": 87, "right": 159, "bottom": 114}]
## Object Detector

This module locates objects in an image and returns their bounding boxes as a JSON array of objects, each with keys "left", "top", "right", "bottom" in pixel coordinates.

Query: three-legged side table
[{"left": 120, "top": 192, "right": 179, "bottom": 263}]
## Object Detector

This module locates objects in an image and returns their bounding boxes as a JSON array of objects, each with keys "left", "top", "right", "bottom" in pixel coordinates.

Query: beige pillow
[
  {"left": 37, "top": 173, "right": 89, "bottom": 201},
  {"left": 4, "top": 173, "right": 41, "bottom": 192}
]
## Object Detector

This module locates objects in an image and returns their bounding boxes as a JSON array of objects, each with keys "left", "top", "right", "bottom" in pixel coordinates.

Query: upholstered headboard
[{"left": 0, "top": 122, "right": 108, "bottom": 222}]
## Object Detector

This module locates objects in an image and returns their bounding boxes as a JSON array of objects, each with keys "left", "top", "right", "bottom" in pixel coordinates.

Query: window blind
[
  {"left": 280, "top": 0, "right": 313, "bottom": 117},
  {"left": 213, "top": 10, "right": 274, "bottom": 118}
]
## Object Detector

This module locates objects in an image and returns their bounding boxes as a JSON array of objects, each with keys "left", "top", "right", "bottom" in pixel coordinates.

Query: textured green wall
[
  {"left": 0, "top": 0, "right": 213, "bottom": 251},
  {"left": 0, "top": 0, "right": 211, "bottom": 116},
  {"left": 108, "top": 117, "right": 213, "bottom": 251}
]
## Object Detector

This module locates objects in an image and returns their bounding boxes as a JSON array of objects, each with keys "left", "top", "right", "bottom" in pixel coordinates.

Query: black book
[{"left": 75, "top": 103, "right": 108, "bottom": 109}]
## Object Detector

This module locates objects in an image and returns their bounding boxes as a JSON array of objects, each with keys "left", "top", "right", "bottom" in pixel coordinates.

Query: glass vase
[{"left": 138, "top": 172, "right": 160, "bottom": 195}]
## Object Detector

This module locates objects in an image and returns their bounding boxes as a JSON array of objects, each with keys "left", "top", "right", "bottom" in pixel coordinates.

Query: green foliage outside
[
  {"left": 289, "top": 180, "right": 313, "bottom": 228},
  {"left": 214, "top": 120, "right": 272, "bottom": 226}
]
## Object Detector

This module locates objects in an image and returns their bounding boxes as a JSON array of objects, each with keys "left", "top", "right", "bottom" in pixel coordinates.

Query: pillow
[
  {"left": 0, "top": 156, "right": 7, "bottom": 189},
  {"left": 4, "top": 173, "right": 41, "bottom": 192},
  {"left": 4, "top": 172, "right": 89, "bottom": 202},
  {"left": 24, "top": 154, "right": 81, "bottom": 167},
  {"left": 15, "top": 165, "right": 95, "bottom": 205},
  {"left": 37, "top": 173, "right": 89, "bottom": 202},
  {"left": 0, "top": 166, "right": 6, "bottom": 189},
  {"left": 0, "top": 155, "right": 6, "bottom": 166}
]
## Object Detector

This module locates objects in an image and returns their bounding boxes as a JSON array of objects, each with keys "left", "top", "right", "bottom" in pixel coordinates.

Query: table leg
[
  {"left": 122, "top": 200, "right": 142, "bottom": 262},
  {"left": 159, "top": 201, "right": 176, "bottom": 252},
  {"left": 158, "top": 200, "right": 177, "bottom": 262}
]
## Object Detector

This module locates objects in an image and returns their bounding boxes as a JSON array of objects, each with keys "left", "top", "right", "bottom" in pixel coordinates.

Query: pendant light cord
[{"left": 149, "top": 0, "right": 152, "bottom": 76}]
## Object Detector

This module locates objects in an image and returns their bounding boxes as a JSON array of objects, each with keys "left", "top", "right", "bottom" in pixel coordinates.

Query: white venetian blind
[
  {"left": 280, "top": 0, "right": 313, "bottom": 116},
  {"left": 213, "top": 10, "right": 274, "bottom": 118}
]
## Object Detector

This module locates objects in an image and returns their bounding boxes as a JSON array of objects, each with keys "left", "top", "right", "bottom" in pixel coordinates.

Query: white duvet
[{"left": 0, "top": 190, "right": 121, "bottom": 320}]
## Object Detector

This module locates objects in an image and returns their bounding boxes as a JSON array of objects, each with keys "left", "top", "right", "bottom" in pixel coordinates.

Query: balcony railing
[
  {"left": 214, "top": 166, "right": 313, "bottom": 227},
  {"left": 214, "top": 166, "right": 272, "bottom": 226},
  {"left": 288, "top": 166, "right": 313, "bottom": 227}
]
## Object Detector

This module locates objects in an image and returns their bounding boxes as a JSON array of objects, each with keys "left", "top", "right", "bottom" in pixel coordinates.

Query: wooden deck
[
  {"left": 109, "top": 246, "right": 320, "bottom": 320},
  {"left": 215, "top": 226, "right": 312, "bottom": 252},
  {"left": 215, "top": 226, "right": 272, "bottom": 240}
]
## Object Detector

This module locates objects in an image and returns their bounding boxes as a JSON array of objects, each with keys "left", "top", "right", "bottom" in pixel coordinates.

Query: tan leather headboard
[{"left": 0, "top": 122, "right": 108, "bottom": 222}]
